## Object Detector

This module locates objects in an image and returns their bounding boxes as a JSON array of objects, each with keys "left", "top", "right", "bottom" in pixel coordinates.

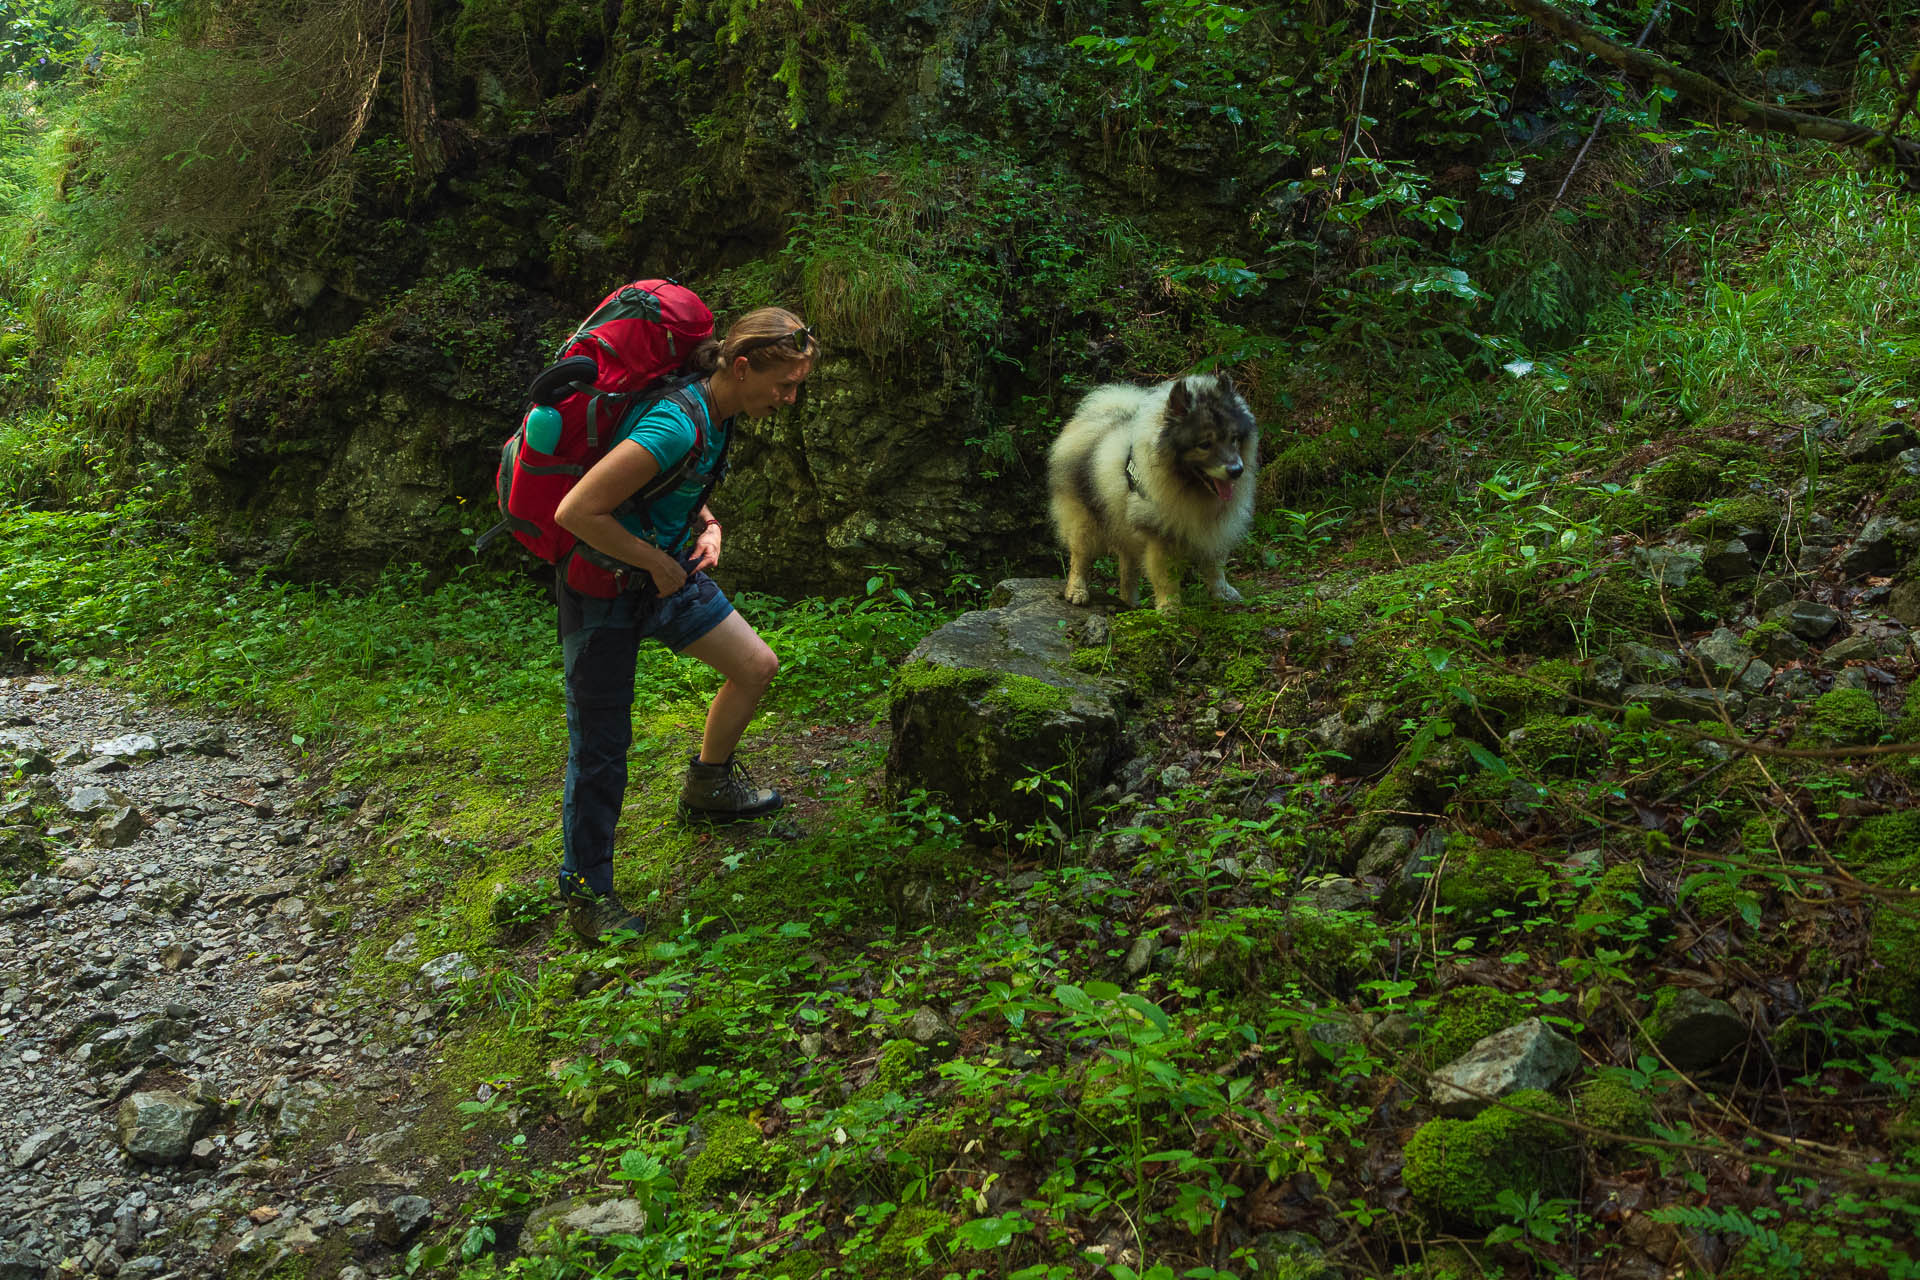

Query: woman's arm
[{"left": 555, "top": 440, "right": 688, "bottom": 595}]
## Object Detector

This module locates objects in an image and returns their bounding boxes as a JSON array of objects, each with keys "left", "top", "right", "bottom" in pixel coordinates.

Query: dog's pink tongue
[{"left": 1213, "top": 476, "right": 1233, "bottom": 503}]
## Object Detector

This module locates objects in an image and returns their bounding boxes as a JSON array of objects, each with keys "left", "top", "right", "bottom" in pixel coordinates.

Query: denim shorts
[{"left": 555, "top": 560, "right": 736, "bottom": 654}]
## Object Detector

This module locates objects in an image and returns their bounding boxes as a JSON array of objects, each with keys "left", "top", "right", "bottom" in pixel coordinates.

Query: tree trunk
[{"left": 401, "top": 0, "right": 443, "bottom": 179}]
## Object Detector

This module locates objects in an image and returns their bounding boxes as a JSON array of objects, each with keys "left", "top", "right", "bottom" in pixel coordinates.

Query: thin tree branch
[
  {"left": 1552, "top": 0, "right": 1667, "bottom": 208},
  {"left": 1504, "top": 0, "right": 1920, "bottom": 186}
]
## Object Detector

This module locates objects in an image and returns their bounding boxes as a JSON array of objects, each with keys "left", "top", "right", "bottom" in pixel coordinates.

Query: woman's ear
[{"left": 732, "top": 355, "right": 751, "bottom": 382}]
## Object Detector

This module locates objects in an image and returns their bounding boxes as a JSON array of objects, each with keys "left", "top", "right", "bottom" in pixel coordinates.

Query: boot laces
[{"left": 715, "top": 757, "right": 762, "bottom": 803}]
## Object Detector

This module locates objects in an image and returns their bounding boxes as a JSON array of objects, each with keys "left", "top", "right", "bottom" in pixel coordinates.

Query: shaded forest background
[{"left": 3, "top": 0, "right": 1904, "bottom": 594}]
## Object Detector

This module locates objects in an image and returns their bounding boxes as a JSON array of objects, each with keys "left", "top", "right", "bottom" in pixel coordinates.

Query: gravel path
[{"left": 1, "top": 674, "right": 449, "bottom": 1279}]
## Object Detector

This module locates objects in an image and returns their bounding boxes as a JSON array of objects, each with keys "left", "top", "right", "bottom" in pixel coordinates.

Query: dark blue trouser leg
[{"left": 559, "top": 616, "right": 639, "bottom": 899}]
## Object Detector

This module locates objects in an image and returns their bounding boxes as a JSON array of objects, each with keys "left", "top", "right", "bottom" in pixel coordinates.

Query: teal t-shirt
[{"left": 614, "top": 385, "right": 730, "bottom": 554}]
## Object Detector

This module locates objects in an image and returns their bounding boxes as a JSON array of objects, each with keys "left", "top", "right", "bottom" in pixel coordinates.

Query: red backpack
[{"left": 479, "top": 280, "right": 720, "bottom": 598}]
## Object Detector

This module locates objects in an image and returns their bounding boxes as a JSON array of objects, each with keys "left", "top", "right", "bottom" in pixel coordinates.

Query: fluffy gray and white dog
[{"left": 1046, "top": 372, "right": 1259, "bottom": 612}]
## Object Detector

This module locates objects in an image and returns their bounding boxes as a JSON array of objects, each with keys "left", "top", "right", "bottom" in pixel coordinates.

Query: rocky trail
[{"left": 1, "top": 674, "right": 453, "bottom": 1280}]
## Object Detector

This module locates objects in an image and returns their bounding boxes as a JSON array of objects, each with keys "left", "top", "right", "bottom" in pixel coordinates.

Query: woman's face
[{"left": 736, "top": 356, "right": 813, "bottom": 418}]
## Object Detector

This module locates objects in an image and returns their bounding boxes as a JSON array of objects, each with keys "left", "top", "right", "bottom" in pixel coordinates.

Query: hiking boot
[
  {"left": 560, "top": 888, "right": 646, "bottom": 944},
  {"left": 680, "top": 754, "right": 783, "bottom": 823}
]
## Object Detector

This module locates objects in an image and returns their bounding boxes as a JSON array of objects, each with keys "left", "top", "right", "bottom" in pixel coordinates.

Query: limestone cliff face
[{"left": 117, "top": 0, "right": 1266, "bottom": 594}]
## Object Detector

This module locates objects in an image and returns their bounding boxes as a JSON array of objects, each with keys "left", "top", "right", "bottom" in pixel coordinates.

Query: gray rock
[
  {"left": 269, "top": 1079, "right": 332, "bottom": 1139},
  {"left": 1123, "top": 934, "right": 1156, "bottom": 977},
  {"left": 12, "top": 1126, "right": 71, "bottom": 1168},
  {"left": 0, "top": 1245, "right": 52, "bottom": 1280},
  {"left": 1691, "top": 628, "right": 1750, "bottom": 678},
  {"left": 63, "top": 786, "right": 132, "bottom": 818},
  {"left": 1844, "top": 418, "right": 1919, "bottom": 463},
  {"left": 1823, "top": 634, "right": 1881, "bottom": 666},
  {"left": 383, "top": 933, "right": 421, "bottom": 965},
  {"left": 1355, "top": 825, "right": 1419, "bottom": 880},
  {"left": 93, "top": 805, "right": 147, "bottom": 848},
  {"left": 1649, "top": 988, "right": 1746, "bottom": 1071},
  {"left": 1297, "top": 876, "right": 1371, "bottom": 914},
  {"left": 521, "top": 1197, "right": 650, "bottom": 1254},
  {"left": 90, "top": 734, "right": 161, "bottom": 762},
  {"left": 375, "top": 1196, "right": 432, "bottom": 1246},
  {"left": 1308, "top": 699, "right": 1396, "bottom": 768},
  {"left": 886, "top": 579, "right": 1129, "bottom": 828},
  {"left": 419, "top": 951, "right": 477, "bottom": 991},
  {"left": 1768, "top": 600, "right": 1841, "bottom": 640},
  {"left": 1701, "top": 539, "right": 1756, "bottom": 581},
  {"left": 116, "top": 1092, "right": 207, "bottom": 1164},
  {"left": 1428, "top": 1017, "right": 1579, "bottom": 1116},
  {"left": 1632, "top": 543, "right": 1704, "bottom": 589},
  {"left": 81, "top": 1017, "right": 190, "bottom": 1070},
  {"left": 1841, "top": 516, "right": 1920, "bottom": 578},
  {"left": 77, "top": 754, "right": 128, "bottom": 775},
  {"left": 1157, "top": 763, "right": 1193, "bottom": 790},
  {"left": 1753, "top": 625, "right": 1808, "bottom": 663},
  {"left": 1613, "top": 643, "right": 1680, "bottom": 684},
  {"left": 906, "top": 1006, "right": 950, "bottom": 1045}
]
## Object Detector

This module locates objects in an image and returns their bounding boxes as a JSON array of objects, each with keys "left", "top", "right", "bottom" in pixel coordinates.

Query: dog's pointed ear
[
  {"left": 1167, "top": 378, "right": 1191, "bottom": 417},
  {"left": 1215, "top": 368, "right": 1237, "bottom": 397}
]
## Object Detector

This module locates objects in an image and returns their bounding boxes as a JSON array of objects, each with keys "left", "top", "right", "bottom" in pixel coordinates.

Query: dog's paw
[
  {"left": 1154, "top": 598, "right": 1180, "bottom": 615},
  {"left": 1063, "top": 583, "right": 1092, "bottom": 606},
  {"left": 1212, "top": 582, "right": 1243, "bottom": 604}
]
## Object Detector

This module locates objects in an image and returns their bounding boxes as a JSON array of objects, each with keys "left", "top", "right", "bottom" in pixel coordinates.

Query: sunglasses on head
[{"left": 733, "top": 325, "right": 818, "bottom": 359}]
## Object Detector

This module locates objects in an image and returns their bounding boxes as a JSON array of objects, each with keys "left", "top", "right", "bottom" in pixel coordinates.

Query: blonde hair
[{"left": 688, "top": 307, "right": 818, "bottom": 374}]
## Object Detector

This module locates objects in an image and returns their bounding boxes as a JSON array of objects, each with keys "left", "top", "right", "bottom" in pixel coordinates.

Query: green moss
[
  {"left": 891, "top": 661, "right": 995, "bottom": 698},
  {"left": 682, "top": 1111, "right": 771, "bottom": 1199},
  {"left": 1839, "top": 815, "right": 1920, "bottom": 1020},
  {"left": 1575, "top": 1077, "right": 1654, "bottom": 1139},
  {"left": 1679, "top": 492, "right": 1784, "bottom": 543},
  {"left": 980, "top": 673, "right": 1073, "bottom": 736},
  {"left": 849, "top": 1038, "right": 922, "bottom": 1105},
  {"left": 1678, "top": 870, "right": 1760, "bottom": 924},
  {"left": 1507, "top": 713, "right": 1612, "bottom": 775},
  {"left": 1419, "top": 985, "right": 1527, "bottom": 1066},
  {"left": 1798, "top": 686, "right": 1886, "bottom": 746},
  {"left": 1436, "top": 838, "right": 1550, "bottom": 923},
  {"left": 1573, "top": 862, "right": 1657, "bottom": 935},
  {"left": 875, "top": 1206, "right": 948, "bottom": 1264},
  {"left": 1401, "top": 1089, "right": 1574, "bottom": 1227},
  {"left": 1106, "top": 608, "right": 1269, "bottom": 693}
]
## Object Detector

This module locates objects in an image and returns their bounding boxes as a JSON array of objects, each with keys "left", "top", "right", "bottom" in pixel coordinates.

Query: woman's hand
[
  {"left": 691, "top": 519, "right": 722, "bottom": 574},
  {"left": 648, "top": 557, "right": 689, "bottom": 596}
]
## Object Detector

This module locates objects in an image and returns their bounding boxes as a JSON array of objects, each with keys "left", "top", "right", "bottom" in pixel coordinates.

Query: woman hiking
[{"left": 551, "top": 307, "right": 817, "bottom": 943}]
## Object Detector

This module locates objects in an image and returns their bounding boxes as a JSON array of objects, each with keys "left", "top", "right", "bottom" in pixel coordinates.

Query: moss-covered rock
[
  {"left": 1436, "top": 838, "right": 1550, "bottom": 924},
  {"left": 886, "top": 579, "right": 1127, "bottom": 829},
  {"left": 1574, "top": 1077, "right": 1653, "bottom": 1140},
  {"left": 682, "top": 1110, "right": 772, "bottom": 1200},
  {"left": 1418, "top": 985, "right": 1528, "bottom": 1067},
  {"left": 1798, "top": 686, "right": 1887, "bottom": 746},
  {"left": 1401, "top": 1089, "right": 1574, "bottom": 1227}
]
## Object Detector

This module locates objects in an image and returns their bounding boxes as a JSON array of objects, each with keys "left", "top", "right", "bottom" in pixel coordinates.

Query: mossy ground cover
[{"left": 10, "top": 143, "right": 1920, "bottom": 1280}]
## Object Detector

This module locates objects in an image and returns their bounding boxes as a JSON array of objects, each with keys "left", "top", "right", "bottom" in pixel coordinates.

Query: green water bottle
[{"left": 524, "top": 405, "right": 563, "bottom": 454}]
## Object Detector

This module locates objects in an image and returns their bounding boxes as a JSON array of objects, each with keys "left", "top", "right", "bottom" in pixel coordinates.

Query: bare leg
[
  {"left": 678, "top": 612, "right": 779, "bottom": 763},
  {"left": 1204, "top": 561, "right": 1243, "bottom": 603},
  {"left": 1144, "top": 540, "right": 1183, "bottom": 613}
]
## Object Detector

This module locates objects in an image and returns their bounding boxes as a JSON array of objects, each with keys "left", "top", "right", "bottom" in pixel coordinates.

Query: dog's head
[{"left": 1163, "top": 373, "right": 1258, "bottom": 503}]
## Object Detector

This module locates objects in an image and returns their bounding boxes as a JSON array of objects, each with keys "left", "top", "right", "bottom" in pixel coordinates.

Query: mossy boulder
[
  {"left": 887, "top": 578, "right": 1128, "bottom": 829},
  {"left": 1418, "top": 985, "right": 1529, "bottom": 1068},
  {"left": 1402, "top": 1089, "right": 1575, "bottom": 1227},
  {"left": 1435, "top": 838, "right": 1551, "bottom": 924},
  {"left": 682, "top": 1111, "right": 772, "bottom": 1200},
  {"left": 1797, "top": 686, "right": 1886, "bottom": 746},
  {"left": 1575, "top": 1077, "right": 1654, "bottom": 1141}
]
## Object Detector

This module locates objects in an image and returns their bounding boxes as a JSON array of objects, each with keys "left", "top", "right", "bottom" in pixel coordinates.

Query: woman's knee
[{"left": 747, "top": 645, "right": 779, "bottom": 690}]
